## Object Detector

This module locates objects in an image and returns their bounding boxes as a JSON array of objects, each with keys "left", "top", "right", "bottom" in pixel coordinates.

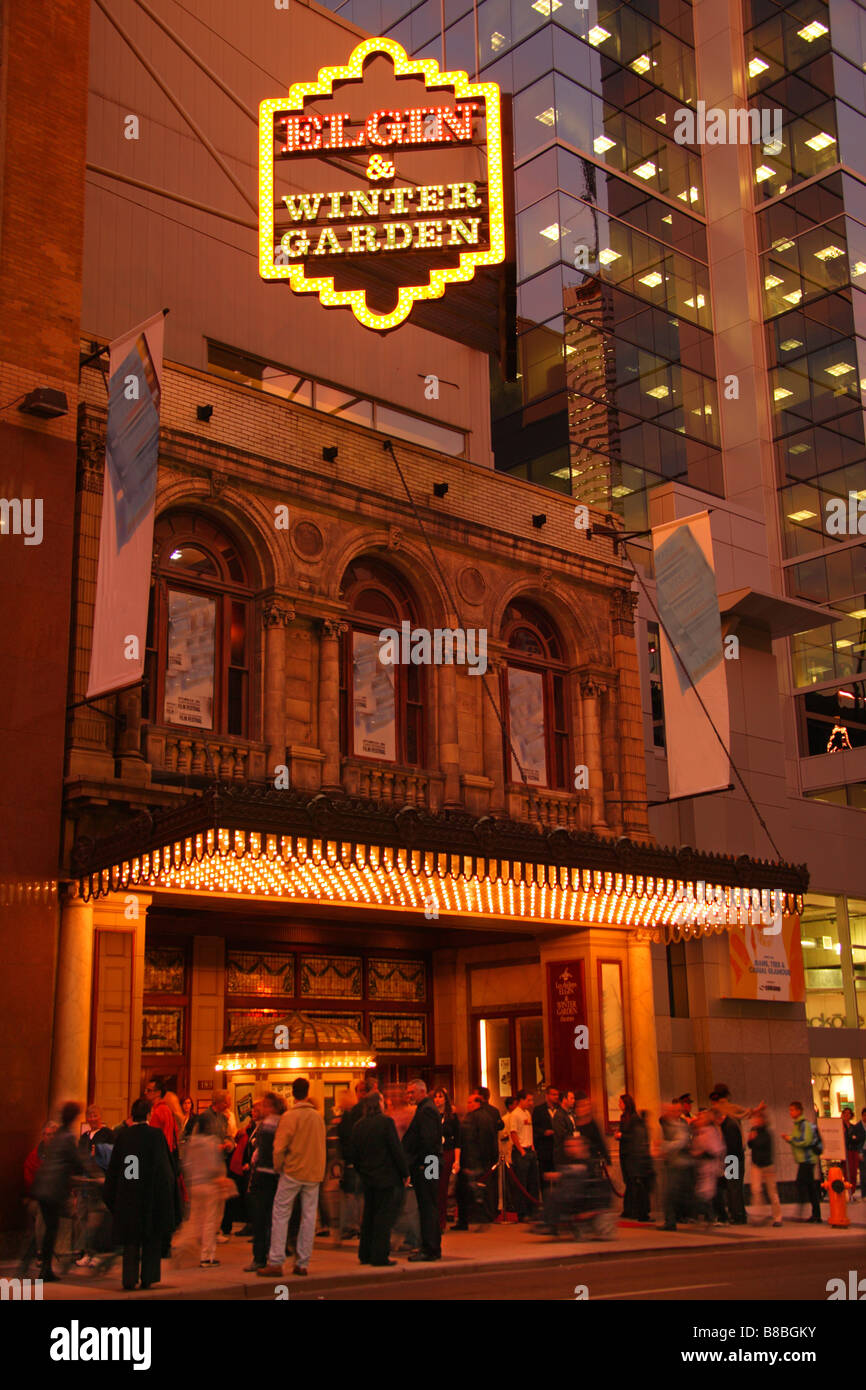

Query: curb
[{"left": 70, "top": 1227, "right": 863, "bottom": 1301}]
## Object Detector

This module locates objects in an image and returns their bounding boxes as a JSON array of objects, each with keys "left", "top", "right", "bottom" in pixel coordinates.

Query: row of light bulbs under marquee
[{"left": 78, "top": 829, "right": 803, "bottom": 944}]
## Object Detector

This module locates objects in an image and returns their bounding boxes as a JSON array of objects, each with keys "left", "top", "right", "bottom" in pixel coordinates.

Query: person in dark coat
[
  {"left": 454, "top": 1091, "right": 498, "bottom": 1230},
  {"left": 711, "top": 1089, "right": 747, "bottom": 1225},
  {"left": 402, "top": 1079, "right": 443, "bottom": 1261},
  {"left": 31, "top": 1102, "right": 86, "bottom": 1281},
  {"left": 103, "top": 1096, "right": 176, "bottom": 1291},
  {"left": 532, "top": 1087, "right": 566, "bottom": 1176},
  {"left": 350, "top": 1091, "right": 409, "bottom": 1266},
  {"left": 616, "top": 1093, "right": 652, "bottom": 1222}
]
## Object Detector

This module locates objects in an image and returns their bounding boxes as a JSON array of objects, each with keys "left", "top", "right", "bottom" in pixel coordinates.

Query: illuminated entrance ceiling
[{"left": 73, "top": 788, "right": 808, "bottom": 944}]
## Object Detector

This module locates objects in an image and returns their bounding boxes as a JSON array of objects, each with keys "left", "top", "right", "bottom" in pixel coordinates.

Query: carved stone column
[
  {"left": 438, "top": 659, "right": 461, "bottom": 808},
  {"left": 579, "top": 674, "right": 608, "bottom": 832},
  {"left": 319, "top": 619, "right": 347, "bottom": 791},
  {"left": 611, "top": 587, "right": 650, "bottom": 838},
  {"left": 262, "top": 600, "right": 294, "bottom": 778},
  {"left": 482, "top": 656, "right": 505, "bottom": 812}
]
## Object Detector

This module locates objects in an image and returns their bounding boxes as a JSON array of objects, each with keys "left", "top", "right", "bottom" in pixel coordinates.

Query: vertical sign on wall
[
  {"left": 546, "top": 960, "right": 589, "bottom": 1096},
  {"left": 87, "top": 310, "right": 165, "bottom": 699},
  {"left": 651, "top": 511, "right": 730, "bottom": 800}
]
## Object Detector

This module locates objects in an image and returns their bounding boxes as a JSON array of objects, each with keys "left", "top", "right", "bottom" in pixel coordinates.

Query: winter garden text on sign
[{"left": 258, "top": 37, "right": 506, "bottom": 330}]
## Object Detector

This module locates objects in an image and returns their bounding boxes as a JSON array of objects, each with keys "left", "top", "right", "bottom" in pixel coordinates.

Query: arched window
[
  {"left": 502, "top": 598, "right": 569, "bottom": 789},
  {"left": 339, "top": 558, "right": 424, "bottom": 766},
  {"left": 146, "top": 512, "right": 253, "bottom": 737}
]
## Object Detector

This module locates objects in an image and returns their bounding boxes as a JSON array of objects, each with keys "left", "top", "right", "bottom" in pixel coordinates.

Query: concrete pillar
[
  {"left": 626, "top": 929, "right": 662, "bottom": 1135},
  {"left": 579, "top": 674, "right": 608, "bottom": 832},
  {"left": 319, "top": 619, "right": 347, "bottom": 791},
  {"left": 262, "top": 599, "right": 294, "bottom": 777},
  {"left": 50, "top": 890, "right": 94, "bottom": 1109}
]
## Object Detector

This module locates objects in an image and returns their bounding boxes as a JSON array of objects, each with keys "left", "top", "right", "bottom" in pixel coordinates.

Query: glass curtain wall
[
  {"left": 748, "top": 1, "right": 866, "bottom": 770},
  {"left": 322, "top": 0, "right": 720, "bottom": 519}
]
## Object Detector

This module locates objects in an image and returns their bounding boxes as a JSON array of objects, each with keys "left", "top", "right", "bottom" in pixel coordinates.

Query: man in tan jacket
[{"left": 257, "top": 1077, "right": 326, "bottom": 1278}]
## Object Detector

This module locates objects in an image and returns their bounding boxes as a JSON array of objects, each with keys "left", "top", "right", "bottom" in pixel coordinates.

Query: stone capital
[
  {"left": 321, "top": 618, "right": 349, "bottom": 641},
  {"left": 611, "top": 586, "right": 639, "bottom": 635},
  {"left": 262, "top": 601, "right": 295, "bottom": 629}
]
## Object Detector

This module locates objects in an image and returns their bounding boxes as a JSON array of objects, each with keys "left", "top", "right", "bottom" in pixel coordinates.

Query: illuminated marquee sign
[{"left": 258, "top": 37, "right": 506, "bottom": 331}]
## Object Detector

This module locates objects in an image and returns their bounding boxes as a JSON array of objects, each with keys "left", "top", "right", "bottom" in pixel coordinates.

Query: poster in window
[
  {"left": 353, "top": 630, "right": 396, "bottom": 761},
  {"left": 508, "top": 667, "right": 547, "bottom": 786},
  {"left": 164, "top": 590, "right": 216, "bottom": 729}
]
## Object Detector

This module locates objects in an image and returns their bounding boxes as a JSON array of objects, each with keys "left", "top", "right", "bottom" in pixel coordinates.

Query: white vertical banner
[
  {"left": 652, "top": 510, "right": 730, "bottom": 800},
  {"left": 86, "top": 311, "right": 165, "bottom": 699}
]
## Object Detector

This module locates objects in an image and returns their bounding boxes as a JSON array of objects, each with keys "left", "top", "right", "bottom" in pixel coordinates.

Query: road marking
[{"left": 596, "top": 1282, "right": 729, "bottom": 1299}]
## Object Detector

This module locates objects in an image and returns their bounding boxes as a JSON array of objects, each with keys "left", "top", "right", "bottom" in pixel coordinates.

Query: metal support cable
[{"left": 93, "top": 0, "right": 258, "bottom": 215}]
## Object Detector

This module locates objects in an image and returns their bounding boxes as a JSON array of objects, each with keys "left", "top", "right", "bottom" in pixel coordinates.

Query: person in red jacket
[{"left": 144, "top": 1077, "right": 183, "bottom": 1251}]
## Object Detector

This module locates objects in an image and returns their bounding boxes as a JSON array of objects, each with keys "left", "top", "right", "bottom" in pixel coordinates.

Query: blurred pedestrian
[
  {"left": 616, "top": 1094, "right": 652, "bottom": 1222},
  {"left": 658, "top": 1102, "right": 692, "bottom": 1231},
  {"left": 351, "top": 1090, "right": 409, "bottom": 1266},
  {"left": 454, "top": 1089, "right": 497, "bottom": 1232},
  {"left": 31, "top": 1101, "right": 87, "bottom": 1281},
  {"left": 145, "top": 1076, "right": 183, "bottom": 1250},
  {"left": 692, "top": 1107, "right": 725, "bottom": 1225},
  {"left": 842, "top": 1108, "right": 860, "bottom": 1198},
  {"left": 709, "top": 1089, "right": 746, "bottom": 1225},
  {"left": 504, "top": 1089, "right": 540, "bottom": 1221},
  {"left": 244, "top": 1092, "right": 285, "bottom": 1271},
  {"left": 746, "top": 1106, "right": 782, "bottom": 1226},
  {"left": 476, "top": 1086, "right": 503, "bottom": 1220},
  {"left": 178, "top": 1119, "right": 229, "bottom": 1267},
  {"left": 337, "top": 1081, "right": 367, "bottom": 1238},
  {"left": 432, "top": 1087, "right": 459, "bottom": 1232},
  {"left": 103, "top": 1096, "right": 176, "bottom": 1291},
  {"left": 782, "top": 1100, "right": 822, "bottom": 1223},
  {"left": 18, "top": 1121, "right": 58, "bottom": 1276},
  {"left": 851, "top": 1108, "right": 866, "bottom": 1199},
  {"left": 258, "top": 1077, "right": 326, "bottom": 1278},
  {"left": 194, "top": 1089, "right": 235, "bottom": 1241},
  {"left": 402, "top": 1079, "right": 443, "bottom": 1260}
]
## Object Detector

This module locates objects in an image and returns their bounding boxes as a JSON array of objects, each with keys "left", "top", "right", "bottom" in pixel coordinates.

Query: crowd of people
[{"left": 19, "top": 1076, "right": 864, "bottom": 1289}]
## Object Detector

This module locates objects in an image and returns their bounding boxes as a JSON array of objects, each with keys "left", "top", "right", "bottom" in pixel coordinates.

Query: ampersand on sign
[{"left": 367, "top": 153, "right": 396, "bottom": 180}]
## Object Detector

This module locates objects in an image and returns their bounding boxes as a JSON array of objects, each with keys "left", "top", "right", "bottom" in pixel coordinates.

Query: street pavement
[{"left": 11, "top": 1198, "right": 866, "bottom": 1301}]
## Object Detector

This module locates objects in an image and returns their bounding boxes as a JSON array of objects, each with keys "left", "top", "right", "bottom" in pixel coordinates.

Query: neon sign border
[{"left": 258, "top": 36, "right": 506, "bottom": 332}]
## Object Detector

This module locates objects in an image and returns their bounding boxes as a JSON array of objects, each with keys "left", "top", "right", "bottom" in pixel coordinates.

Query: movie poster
[
  {"left": 164, "top": 590, "right": 216, "bottom": 729},
  {"left": 508, "top": 666, "right": 547, "bottom": 786},
  {"left": 353, "top": 631, "right": 396, "bottom": 760}
]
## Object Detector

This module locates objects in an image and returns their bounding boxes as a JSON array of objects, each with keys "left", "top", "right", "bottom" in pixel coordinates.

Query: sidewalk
[{"left": 13, "top": 1201, "right": 866, "bottom": 1301}]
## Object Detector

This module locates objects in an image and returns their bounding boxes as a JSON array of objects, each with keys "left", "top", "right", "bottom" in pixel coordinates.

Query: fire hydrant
[{"left": 822, "top": 1164, "right": 852, "bottom": 1227}]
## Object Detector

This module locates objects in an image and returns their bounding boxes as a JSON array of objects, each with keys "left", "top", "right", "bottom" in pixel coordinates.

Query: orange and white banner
[
  {"left": 86, "top": 312, "right": 164, "bottom": 699},
  {"left": 652, "top": 511, "right": 729, "bottom": 800},
  {"left": 729, "top": 916, "right": 805, "bottom": 1002}
]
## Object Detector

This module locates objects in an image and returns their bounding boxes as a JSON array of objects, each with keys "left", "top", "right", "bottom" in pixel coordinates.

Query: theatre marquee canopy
[{"left": 71, "top": 787, "right": 808, "bottom": 944}]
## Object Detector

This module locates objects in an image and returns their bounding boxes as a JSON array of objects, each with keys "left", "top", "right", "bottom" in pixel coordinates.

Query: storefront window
[
  {"left": 802, "top": 894, "right": 846, "bottom": 1026},
  {"left": 848, "top": 899, "right": 866, "bottom": 1025},
  {"left": 811, "top": 1057, "right": 856, "bottom": 1119}
]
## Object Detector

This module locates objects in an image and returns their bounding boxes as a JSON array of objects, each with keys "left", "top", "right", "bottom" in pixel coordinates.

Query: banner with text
[
  {"left": 86, "top": 311, "right": 164, "bottom": 700},
  {"left": 652, "top": 510, "right": 730, "bottom": 800}
]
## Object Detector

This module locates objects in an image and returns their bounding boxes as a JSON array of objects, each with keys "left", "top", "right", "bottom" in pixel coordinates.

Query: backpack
[{"left": 810, "top": 1122, "right": 823, "bottom": 1157}]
